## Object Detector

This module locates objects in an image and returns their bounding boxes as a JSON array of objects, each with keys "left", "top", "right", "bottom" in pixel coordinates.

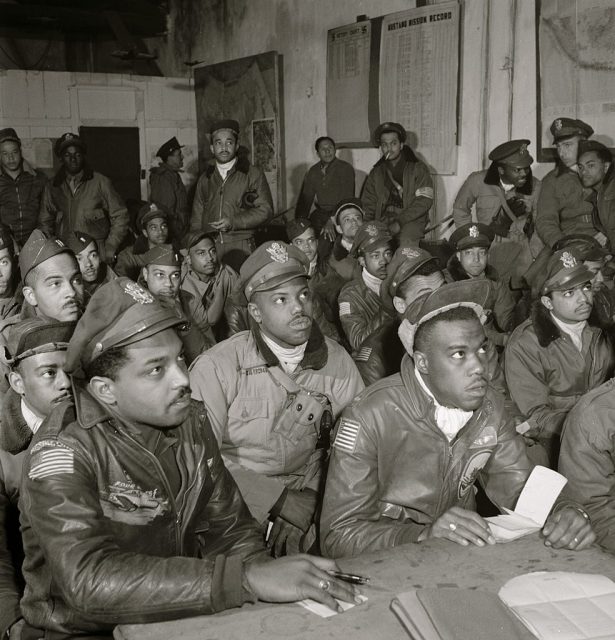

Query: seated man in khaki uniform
[
  {"left": 321, "top": 280, "right": 595, "bottom": 558},
  {"left": 18, "top": 279, "right": 359, "bottom": 637},
  {"left": 190, "top": 241, "right": 364, "bottom": 557},
  {"left": 506, "top": 249, "right": 614, "bottom": 468}
]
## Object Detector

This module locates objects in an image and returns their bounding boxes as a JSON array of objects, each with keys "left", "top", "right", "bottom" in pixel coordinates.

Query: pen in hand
[{"left": 328, "top": 570, "right": 370, "bottom": 585}]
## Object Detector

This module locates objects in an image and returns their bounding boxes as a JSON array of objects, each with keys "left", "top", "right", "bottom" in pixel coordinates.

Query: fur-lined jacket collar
[
  {"left": 483, "top": 162, "right": 534, "bottom": 195},
  {"left": 446, "top": 254, "right": 498, "bottom": 282},
  {"left": 0, "top": 389, "right": 32, "bottom": 455},
  {"left": 373, "top": 145, "right": 419, "bottom": 168},
  {"left": 530, "top": 300, "right": 604, "bottom": 348}
]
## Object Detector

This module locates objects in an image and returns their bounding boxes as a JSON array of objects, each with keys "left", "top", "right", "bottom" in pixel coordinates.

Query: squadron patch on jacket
[
  {"left": 415, "top": 186, "right": 434, "bottom": 199},
  {"left": 333, "top": 418, "right": 361, "bottom": 453},
  {"left": 339, "top": 301, "right": 351, "bottom": 316},
  {"left": 457, "top": 450, "right": 492, "bottom": 499},
  {"left": 29, "top": 443, "right": 74, "bottom": 480}
]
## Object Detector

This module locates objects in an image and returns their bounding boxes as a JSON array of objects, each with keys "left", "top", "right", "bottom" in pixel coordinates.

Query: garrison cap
[
  {"left": 488, "top": 139, "right": 533, "bottom": 167},
  {"left": 373, "top": 122, "right": 407, "bottom": 145},
  {"left": 137, "top": 202, "right": 168, "bottom": 231},
  {"left": 6, "top": 318, "right": 75, "bottom": 366},
  {"left": 398, "top": 279, "right": 490, "bottom": 354},
  {"left": 286, "top": 218, "right": 313, "bottom": 242},
  {"left": 19, "top": 230, "right": 73, "bottom": 281},
  {"left": 0, "top": 226, "right": 14, "bottom": 256},
  {"left": 550, "top": 118, "right": 594, "bottom": 142},
  {"left": 143, "top": 244, "right": 182, "bottom": 268},
  {"left": 351, "top": 221, "right": 393, "bottom": 257},
  {"left": 334, "top": 197, "right": 364, "bottom": 225},
  {"left": 65, "top": 231, "right": 97, "bottom": 256},
  {"left": 449, "top": 223, "right": 495, "bottom": 251},
  {"left": 554, "top": 234, "right": 610, "bottom": 262},
  {"left": 182, "top": 228, "right": 216, "bottom": 251},
  {"left": 54, "top": 132, "right": 86, "bottom": 157},
  {"left": 65, "top": 277, "right": 185, "bottom": 374},
  {"left": 578, "top": 139, "right": 612, "bottom": 160},
  {"left": 0, "top": 128, "right": 20, "bottom": 145},
  {"left": 156, "top": 136, "right": 183, "bottom": 161},
  {"left": 541, "top": 249, "right": 593, "bottom": 295},
  {"left": 381, "top": 246, "right": 438, "bottom": 304},
  {"left": 210, "top": 119, "right": 240, "bottom": 137},
  {"left": 239, "top": 241, "right": 309, "bottom": 301}
]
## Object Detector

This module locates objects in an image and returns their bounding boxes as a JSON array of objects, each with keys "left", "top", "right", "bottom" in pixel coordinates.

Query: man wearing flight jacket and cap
[
  {"left": 536, "top": 118, "right": 596, "bottom": 249},
  {"left": 361, "top": 122, "right": 434, "bottom": 244},
  {"left": 191, "top": 119, "right": 273, "bottom": 270},
  {"left": 190, "top": 241, "right": 363, "bottom": 558},
  {"left": 321, "top": 280, "right": 595, "bottom": 558},
  {"left": 506, "top": 249, "right": 614, "bottom": 468},
  {"left": 17, "top": 278, "right": 360, "bottom": 637},
  {"left": 149, "top": 136, "right": 189, "bottom": 239}
]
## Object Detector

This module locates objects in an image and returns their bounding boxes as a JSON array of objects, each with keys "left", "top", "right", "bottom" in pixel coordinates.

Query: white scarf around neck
[
  {"left": 261, "top": 332, "right": 307, "bottom": 374},
  {"left": 362, "top": 268, "right": 383, "bottom": 296},
  {"left": 415, "top": 369, "right": 473, "bottom": 441},
  {"left": 550, "top": 313, "right": 587, "bottom": 352},
  {"left": 216, "top": 157, "right": 237, "bottom": 180}
]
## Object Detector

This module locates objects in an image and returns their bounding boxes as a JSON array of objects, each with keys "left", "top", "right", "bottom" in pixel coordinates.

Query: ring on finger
[
  {"left": 573, "top": 536, "right": 579, "bottom": 544},
  {"left": 449, "top": 522, "right": 457, "bottom": 532},
  {"left": 319, "top": 579, "right": 331, "bottom": 591}
]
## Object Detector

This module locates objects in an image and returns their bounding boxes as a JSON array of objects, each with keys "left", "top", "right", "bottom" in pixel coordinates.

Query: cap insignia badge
[
  {"left": 469, "top": 225, "right": 479, "bottom": 238},
  {"left": 401, "top": 247, "right": 420, "bottom": 259},
  {"left": 123, "top": 281, "right": 154, "bottom": 304},
  {"left": 65, "top": 133, "right": 74, "bottom": 140},
  {"left": 519, "top": 143, "right": 527, "bottom": 154},
  {"left": 554, "top": 119, "right": 562, "bottom": 131},
  {"left": 150, "top": 203, "right": 157, "bottom": 211},
  {"left": 365, "top": 224, "right": 378, "bottom": 238},
  {"left": 560, "top": 251, "right": 577, "bottom": 269},
  {"left": 266, "top": 242, "right": 288, "bottom": 263}
]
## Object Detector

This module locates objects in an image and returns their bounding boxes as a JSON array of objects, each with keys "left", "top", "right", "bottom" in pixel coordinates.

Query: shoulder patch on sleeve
[
  {"left": 29, "top": 442, "right": 74, "bottom": 480},
  {"left": 354, "top": 346, "right": 372, "bottom": 362},
  {"left": 339, "top": 301, "right": 351, "bottom": 316},
  {"left": 415, "top": 186, "right": 434, "bottom": 199},
  {"left": 333, "top": 418, "right": 361, "bottom": 453}
]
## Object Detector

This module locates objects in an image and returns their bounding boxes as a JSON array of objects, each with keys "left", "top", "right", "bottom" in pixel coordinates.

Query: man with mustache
[
  {"left": 66, "top": 231, "right": 117, "bottom": 305},
  {"left": 17, "top": 278, "right": 359, "bottom": 638},
  {"left": 338, "top": 221, "right": 396, "bottom": 352},
  {"left": 0, "top": 230, "right": 84, "bottom": 396},
  {"left": 0, "top": 318, "right": 75, "bottom": 640},
  {"left": 506, "top": 249, "right": 614, "bottom": 468},
  {"left": 321, "top": 280, "right": 595, "bottom": 558},
  {"left": 191, "top": 120, "right": 273, "bottom": 271},
  {"left": 0, "top": 226, "right": 22, "bottom": 322},
  {"left": 190, "top": 241, "right": 364, "bottom": 557}
]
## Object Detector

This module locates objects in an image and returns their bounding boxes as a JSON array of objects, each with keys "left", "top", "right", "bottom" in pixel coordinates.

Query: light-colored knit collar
[
  {"left": 216, "top": 157, "right": 237, "bottom": 179},
  {"left": 550, "top": 313, "right": 587, "bottom": 352},
  {"left": 261, "top": 332, "right": 307, "bottom": 373},
  {"left": 362, "top": 268, "right": 382, "bottom": 296}
]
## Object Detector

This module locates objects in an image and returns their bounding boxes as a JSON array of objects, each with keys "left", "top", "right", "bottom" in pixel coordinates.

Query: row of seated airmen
[{"left": 0, "top": 116, "right": 614, "bottom": 637}]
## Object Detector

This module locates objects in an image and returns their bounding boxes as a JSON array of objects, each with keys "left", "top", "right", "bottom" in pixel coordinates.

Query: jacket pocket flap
[{"left": 228, "top": 397, "right": 269, "bottom": 420}]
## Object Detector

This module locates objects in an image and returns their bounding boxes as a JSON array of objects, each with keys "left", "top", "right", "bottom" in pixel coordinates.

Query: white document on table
[
  {"left": 297, "top": 595, "right": 367, "bottom": 618},
  {"left": 486, "top": 466, "right": 567, "bottom": 542},
  {"left": 499, "top": 571, "right": 615, "bottom": 640}
]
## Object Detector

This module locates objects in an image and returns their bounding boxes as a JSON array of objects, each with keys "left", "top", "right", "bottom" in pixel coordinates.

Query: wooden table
[{"left": 114, "top": 535, "right": 615, "bottom": 640}]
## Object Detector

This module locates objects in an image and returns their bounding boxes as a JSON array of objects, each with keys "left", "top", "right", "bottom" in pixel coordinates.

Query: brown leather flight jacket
[{"left": 19, "top": 387, "right": 266, "bottom": 635}]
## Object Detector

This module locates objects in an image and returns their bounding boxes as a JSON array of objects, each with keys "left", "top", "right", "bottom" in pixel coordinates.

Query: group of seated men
[{"left": 0, "top": 114, "right": 613, "bottom": 638}]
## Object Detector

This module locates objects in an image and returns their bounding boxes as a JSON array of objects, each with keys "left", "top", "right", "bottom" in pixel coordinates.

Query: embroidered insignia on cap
[
  {"left": 79, "top": 236, "right": 86, "bottom": 243},
  {"left": 469, "top": 225, "right": 480, "bottom": 238},
  {"left": 401, "top": 247, "right": 420, "bottom": 259},
  {"left": 123, "top": 281, "right": 154, "bottom": 304},
  {"left": 560, "top": 251, "right": 577, "bottom": 269},
  {"left": 365, "top": 224, "right": 378, "bottom": 238},
  {"left": 266, "top": 242, "right": 289, "bottom": 263},
  {"left": 519, "top": 143, "right": 527, "bottom": 154},
  {"left": 65, "top": 133, "right": 74, "bottom": 140},
  {"left": 333, "top": 418, "right": 361, "bottom": 453},
  {"left": 150, "top": 203, "right": 157, "bottom": 211},
  {"left": 554, "top": 119, "right": 562, "bottom": 130}
]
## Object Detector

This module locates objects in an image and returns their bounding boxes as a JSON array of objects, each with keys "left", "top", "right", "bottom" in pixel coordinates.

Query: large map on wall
[
  {"left": 194, "top": 52, "right": 284, "bottom": 211},
  {"left": 538, "top": 0, "right": 615, "bottom": 160}
]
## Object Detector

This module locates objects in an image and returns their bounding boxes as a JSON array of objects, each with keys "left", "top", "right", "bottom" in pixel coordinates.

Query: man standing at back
[
  {"left": 191, "top": 120, "right": 273, "bottom": 271},
  {"left": 43, "top": 132, "right": 128, "bottom": 264}
]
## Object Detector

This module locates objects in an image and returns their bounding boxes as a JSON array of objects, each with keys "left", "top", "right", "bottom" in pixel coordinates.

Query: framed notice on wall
[
  {"left": 537, "top": 0, "right": 615, "bottom": 162},
  {"left": 326, "top": 2, "right": 460, "bottom": 175}
]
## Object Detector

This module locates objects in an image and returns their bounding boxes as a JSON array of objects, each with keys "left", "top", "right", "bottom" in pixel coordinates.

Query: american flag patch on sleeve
[
  {"left": 29, "top": 445, "right": 74, "bottom": 480},
  {"left": 355, "top": 346, "right": 372, "bottom": 362},
  {"left": 339, "top": 301, "right": 351, "bottom": 316},
  {"left": 415, "top": 186, "right": 434, "bottom": 199},
  {"left": 333, "top": 418, "right": 361, "bottom": 453}
]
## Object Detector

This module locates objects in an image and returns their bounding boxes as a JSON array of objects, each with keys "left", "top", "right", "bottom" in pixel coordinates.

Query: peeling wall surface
[
  {"left": 0, "top": 70, "right": 199, "bottom": 198},
  {"left": 153, "top": 0, "right": 551, "bottom": 231}
]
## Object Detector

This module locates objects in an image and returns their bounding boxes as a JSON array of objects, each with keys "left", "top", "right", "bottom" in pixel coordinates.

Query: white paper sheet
[
  {"left": 499, "top": 572, "right": 615, "bottom": 640},
  {"left": 297, "top": 595, "right": 368, "bottom": 618}
]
